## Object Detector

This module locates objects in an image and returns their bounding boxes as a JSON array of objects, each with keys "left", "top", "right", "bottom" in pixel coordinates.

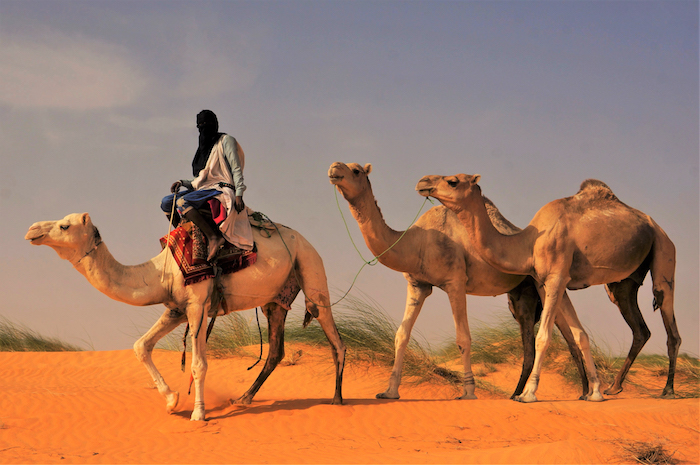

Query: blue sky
[{"left": 1, "top": 0, "right": 697, "bottom": 358}]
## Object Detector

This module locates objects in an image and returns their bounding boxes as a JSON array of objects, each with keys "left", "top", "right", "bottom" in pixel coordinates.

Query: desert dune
[{"left": 0, "top": 342, "right": 697, "bottom": 464}]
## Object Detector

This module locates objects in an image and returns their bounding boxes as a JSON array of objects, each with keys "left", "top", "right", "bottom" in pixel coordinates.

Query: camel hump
[
  {"left": 575, "top": 178, "right": 619, "bottom": 202},
  {"left": 483, "top": 196, "right": 521, "bottom": 235}
]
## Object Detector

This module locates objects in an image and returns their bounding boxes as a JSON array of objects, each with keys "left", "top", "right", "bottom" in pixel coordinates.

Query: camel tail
[{"left": 648, "top": 219, "right": 681, "bottom": 397}]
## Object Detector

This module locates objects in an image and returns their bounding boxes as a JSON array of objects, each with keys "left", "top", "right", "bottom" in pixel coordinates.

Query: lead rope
[
  {"left": 257, "top": 188, "right": 432, "bottom": 308},
  {"left": 161, "top": 192, "right": 177, "bottom": 283},
  {"left": 247, "top": 308, "right": 263, "bottom": 371}
]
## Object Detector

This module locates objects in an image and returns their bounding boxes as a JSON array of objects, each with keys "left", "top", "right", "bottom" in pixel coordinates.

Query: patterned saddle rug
[{"left": 160, "top": 222, "right": 257, "bottom": 286}]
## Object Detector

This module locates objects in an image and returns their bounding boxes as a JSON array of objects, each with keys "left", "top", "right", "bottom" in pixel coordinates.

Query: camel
[
  {"left": 329, "top": 162, "right": 590, "bottom": 400},
  {"left": 417, "top": 174, "right": 680, "bottom": 402},
  {"left": 25, "top": 212, "right": 346, "bottom": 421}
]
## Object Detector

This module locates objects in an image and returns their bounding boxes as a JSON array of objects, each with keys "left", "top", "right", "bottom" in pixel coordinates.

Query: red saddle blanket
[{"left": 160, "top": 224, "right": 257, "bottom": 286}]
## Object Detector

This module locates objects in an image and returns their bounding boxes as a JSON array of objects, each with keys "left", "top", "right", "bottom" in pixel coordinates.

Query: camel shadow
[{"left": 199, "top": 397, "right": 456, "bottom": 420}]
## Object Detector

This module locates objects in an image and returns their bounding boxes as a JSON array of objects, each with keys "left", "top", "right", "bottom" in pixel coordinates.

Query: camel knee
[
  {"left": 534, "top": 332, "right": 551, "bottom": 353},
  {"left": 570, "top": 328, "right": 591, "bottom": 352},
  {"left": 133, "top": 339, "right": 152, "bottom": 363},
  {"left": 191, "top": 357, "right": 208, "bottom": 379}
]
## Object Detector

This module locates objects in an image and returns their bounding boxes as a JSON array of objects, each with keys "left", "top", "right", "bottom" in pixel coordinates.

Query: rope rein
[{"left": 259, "top": 186, "right": 432, "bottom": 308}]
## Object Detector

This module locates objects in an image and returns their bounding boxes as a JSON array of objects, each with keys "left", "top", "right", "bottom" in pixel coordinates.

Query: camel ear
[
  {"left": 81, "top": 213, "right": 90, "bottom": 226},
  {"left": 364, "top": 163, "right": 372, "bottom": 175},
  {"left": 471, "top": 174, "right": 481, "bottom": 185}
]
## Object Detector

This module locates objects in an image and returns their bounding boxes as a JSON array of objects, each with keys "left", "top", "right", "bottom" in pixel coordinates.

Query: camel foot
[
  {"left": 582, "top": 392, "right": 605, "bottom": 402},
  {"left": 513, "top": 393, "right": 537, "bottom": 403},
  {"left": 165, "top": 391, "right": 179, "bottom": 414},
  {"left": 604, "top": 385, "right": 623, "bottom": 396},
  {"left": 661, "top": 390, "right": 676, "bottom": 399},
  {"left": 331, "top": 396, "right": 344, "bottom": 405},
  {"left": 232, "top": 395, "right": 253, "bottom": 405},
  {"left": 190, "top": 406, "right": 206, "bottom": 421},
  {"left": 376, "top": 391, "right": 400, "bottom": 400},
  {"left": 456, "top": 393, "right": 478, "bottom": 400}
]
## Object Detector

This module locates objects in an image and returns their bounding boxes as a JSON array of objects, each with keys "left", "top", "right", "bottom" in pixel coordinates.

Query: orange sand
[{"left": 0, "top": 344, "right": 697, "bottom": 464}]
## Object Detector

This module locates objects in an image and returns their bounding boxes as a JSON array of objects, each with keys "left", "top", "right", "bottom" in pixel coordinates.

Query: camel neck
[
  {"left": 346, "top": 192, "right": 413, "bottom": 270},
  {"left": 73, "top": 243, "right": 169, "bottom": 307},
  {"left": 456, "top": 193, "right": 534, "bottom": 276}
]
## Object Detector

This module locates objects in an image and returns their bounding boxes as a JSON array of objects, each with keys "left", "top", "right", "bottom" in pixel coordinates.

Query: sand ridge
[{"left": 0, "top": 346, "right": 697, "bottom": 464}]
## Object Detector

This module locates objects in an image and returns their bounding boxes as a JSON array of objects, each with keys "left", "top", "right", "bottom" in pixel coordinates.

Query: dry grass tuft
[
  {"left": 0, "top": 317, "right": 82, "bottom": 352},
  {"left": 618, "top": 441, "right": 678, "bottom": 464}
]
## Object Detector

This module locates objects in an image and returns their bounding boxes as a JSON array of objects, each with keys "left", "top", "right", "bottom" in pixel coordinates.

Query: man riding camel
[{"left": 161, "top": 110, "right": 254, "bottom": 262}]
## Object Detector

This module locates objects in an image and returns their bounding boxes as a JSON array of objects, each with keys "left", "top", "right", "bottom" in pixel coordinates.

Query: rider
[{"left": 161, "top": 110, "right": 254, "bottom": 262}]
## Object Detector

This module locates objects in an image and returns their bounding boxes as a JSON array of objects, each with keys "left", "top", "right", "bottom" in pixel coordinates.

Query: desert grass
[
  {"left": 161, "top": 291, "right": 464, "bottom": 388},
  {"left": 0, "top": 317, "right": 82, "bottom": 352},
  {"left": 159, "top": 294, "right": 699, "bottom": 397},
  {"left": 617, "top": 440, "right": 679, "bottom": 464}
]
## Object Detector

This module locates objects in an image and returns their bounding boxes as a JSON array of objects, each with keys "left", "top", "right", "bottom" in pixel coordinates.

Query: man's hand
[
  {"left": 234, "top": 196, "right": 245, "bottom": 213},
  {"left": 171, "top": 181, "right": 182, "bottom": 193}
]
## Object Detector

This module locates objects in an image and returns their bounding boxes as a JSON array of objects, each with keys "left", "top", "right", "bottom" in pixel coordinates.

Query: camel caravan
[{"left": 25, "top": 163, "right": 680, "bottom": 421}]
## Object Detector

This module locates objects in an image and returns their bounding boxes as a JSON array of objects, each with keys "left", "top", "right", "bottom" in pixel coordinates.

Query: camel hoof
[
  {"left": 331, "top": 396, "right": 344, "bottom": 405},
  {"left": 456, "top": 393, "right": 478, "bottom": 400},
  {"left": 165, "top": 391, "right": 179, "bottom": 414},
  {"left": 190, "top": 409, "right": 206, "bottom": 421},
  {"left": 514, "top": 393, "right": 537, "bottom": 403},
  {"left": 582, "top": 393, "right": 605, "bottom": 402},
  {"left": 661, "top": 387, "right": 675, "bottom": 398},
  {"left": 376, "top": 391, "right": 400, "bottom": 400},
  {"left": 604, "top": 385, "right": 623, "bottom": 396},
  {"left": 232, "top": 395, "right": 253, "bottom": 405}
]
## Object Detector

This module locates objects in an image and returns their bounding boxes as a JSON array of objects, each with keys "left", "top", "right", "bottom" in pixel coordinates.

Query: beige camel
[
  {"left": 329, "top": 162, "right": 590, "bottom": 400},
  {"left": 417, "top": 174, "right": 680, "bottom": 402},
  {"left": 26, "top": 213, "right": 346, "bottom": 420}
]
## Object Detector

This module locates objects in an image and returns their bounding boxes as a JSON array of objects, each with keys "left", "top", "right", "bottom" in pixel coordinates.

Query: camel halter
[
  {"left": 73, "top": 239, "right": 103, "bottom": 267},
  {"left": 331, "top": 186, "right": 433, "bottom": 305}
]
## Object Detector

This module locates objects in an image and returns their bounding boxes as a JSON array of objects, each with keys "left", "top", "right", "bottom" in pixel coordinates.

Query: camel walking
[
  {"left": 417, "top": 174, "right": 680, "bottom": 402},
  {"left": 26, "top": 213, "right": 345, "bottom": 421},
  {"left": 329, "top": 162, "right": 589, "bottom": 400}
]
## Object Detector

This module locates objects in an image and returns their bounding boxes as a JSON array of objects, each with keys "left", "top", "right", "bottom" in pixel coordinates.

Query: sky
[{"left": 1, "top": 0, "right": 697, "bottom": 359}]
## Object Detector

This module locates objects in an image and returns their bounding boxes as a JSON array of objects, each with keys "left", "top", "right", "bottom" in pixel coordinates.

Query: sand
[{"left": 0, "top": 344, "right": 697, "bottom": 464}]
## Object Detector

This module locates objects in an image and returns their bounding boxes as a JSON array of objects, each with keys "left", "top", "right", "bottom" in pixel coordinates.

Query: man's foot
[{"left": 207, "top": 235, "right": 226, "bottom": 262}]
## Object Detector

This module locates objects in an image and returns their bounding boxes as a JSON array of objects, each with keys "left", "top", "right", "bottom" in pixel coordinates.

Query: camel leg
[
  {"left": 506, "top": 278, "right": 539, "bottom": 399},
  {"left": 556, "top": 293, "right": 589, "bottom": 399},
  {"left": 308, "top": 296, "right": 346, "bottom": 405},
  {"left": 377, "top": 278, "right": 432, "bottom": 399},
  {"left": 516, "top": 276, "right": 603, "bottom": 403},
  {"left": 133, "top": 308, "right": 186, "bottom": 414},
  {"left": 187, "top": 282, "right": 214, "bottom": 421},
  {"left": 557, "top": 291, "right": 604, "bottom": 401},
  {"left": 235, "top": 303, "right": 287, "bottom": 405},
  {"left": 604, "top": 279, "right": 650, "bottom": 395},
  {"left": 444, "top": 281, "right": 476, "bottom": 400},
  {"left": 291, "top": 235, "right": 345, "bottom": 404},
  {"left": 513, "top": 278, "right": 559, "bottom": 403},
  {"left": 649, "top": 229, "right": 680, "bottom": 398}
]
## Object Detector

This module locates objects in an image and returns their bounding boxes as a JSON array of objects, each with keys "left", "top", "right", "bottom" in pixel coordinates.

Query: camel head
[
  {"left": 25, "top": 213, "right": 102, "bottom": 263},
  {"left": 328, "top": 162, "right": 373, "bottom": 201},
  {"left": 415, "top": 173, "right": 482, "bottom": 211}
]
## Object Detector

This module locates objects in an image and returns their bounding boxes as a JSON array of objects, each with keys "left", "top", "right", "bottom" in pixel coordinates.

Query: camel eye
[
  {"left": 447, "top": 179, "right": 459, "bottom": 188},
  {"left": 352, "top": 168, "right": 360, "bottom": 175},
  {"left": 60, "top": 224, "right": 70, "bottom": 231}
]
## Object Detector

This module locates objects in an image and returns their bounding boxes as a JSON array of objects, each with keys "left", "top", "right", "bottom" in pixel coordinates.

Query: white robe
[{"left": 189, "top": 135, "right": 254, "bottom": 251}]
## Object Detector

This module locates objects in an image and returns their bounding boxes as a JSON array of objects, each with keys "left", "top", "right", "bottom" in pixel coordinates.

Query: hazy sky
[{"left": 1, "top": 1, "right": 697, "bottom": 359}]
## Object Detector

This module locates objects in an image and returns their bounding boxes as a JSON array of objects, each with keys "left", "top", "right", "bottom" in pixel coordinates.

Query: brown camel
[
  {"left": 329, "top": 162, "right": 589, "bottom": 399},
  {"left": 417, "top": 174, "right": 680, "bottom": 402},
  {"left": 26, "top": 213, "right": 346, "bottom": 420}
]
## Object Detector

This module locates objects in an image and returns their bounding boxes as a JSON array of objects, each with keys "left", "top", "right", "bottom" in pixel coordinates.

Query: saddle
[{"left": 160, "top": 221, "right": 257, "bottom": 286}]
